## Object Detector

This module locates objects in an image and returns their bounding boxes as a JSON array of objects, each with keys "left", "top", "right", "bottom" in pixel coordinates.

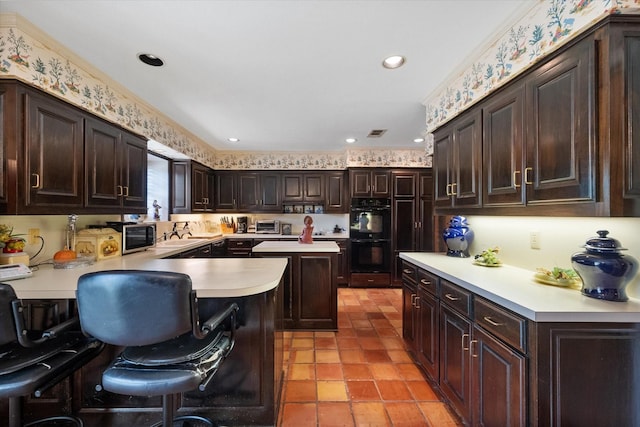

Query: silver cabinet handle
[
  {"left": 123, "top": 186, "right": 129, "bottom": 197},
  {"left": 420, "top": 279, "right": 431, "bottom": 286},
  {"left": 402, "top": 268, "right": 413, "bottom": 274},
  {"left": 31, "top": 173, "right": 40, "bottom": 189},
  {"left": 483, "top": 316, "right": 503, "bottom": 327},
  {"left": 414, "top": 296, "right": 420, "bottom": 309},
  {"left": 116, "top": 185, "right": 123, "bottom": 196},
  {"left": 525, "top": 167, "right": 533, "bottom": 185},
  {"left": 513, "top": 170, "right": 521, "bottom": 188},
  {"left": 444, "top": 293, "right": 460, "bottom": 301},
  {"left": 470, "top": 339, "right": 478, "bottom": 357},
  {"left": 462, "top": 333, "right": 469, "bottom": 351}
]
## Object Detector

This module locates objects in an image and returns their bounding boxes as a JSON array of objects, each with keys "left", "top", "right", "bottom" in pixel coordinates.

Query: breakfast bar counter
[{"left": 5, "top": 248, "right": 288, "bottom": 427}]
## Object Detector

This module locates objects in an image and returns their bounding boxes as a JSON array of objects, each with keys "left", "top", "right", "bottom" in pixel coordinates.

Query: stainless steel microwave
[
  {"left": 255, "top": 220, "right": 280, "bottom": 234},
  {"left": 106, "top": 222, "right": 156, "bottom": 254}
]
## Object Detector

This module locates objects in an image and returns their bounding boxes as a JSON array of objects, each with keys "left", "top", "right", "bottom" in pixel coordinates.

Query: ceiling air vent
[{"left": 367, "top": 129, "right": 387, "bottom": 138}]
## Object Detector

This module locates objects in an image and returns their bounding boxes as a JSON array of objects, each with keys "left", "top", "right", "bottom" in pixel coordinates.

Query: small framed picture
[
  {"left": 304, "top": 205, "right": 314, "bottom": 213},
  {"left": 283, "top": 205, "right": 293, "bottom": 213},
  {"left": 314, "top": 205, "right": 324, "bottom": 214},
  {"left": 294, "top": 205, "right": 303, "bottom": 213}
]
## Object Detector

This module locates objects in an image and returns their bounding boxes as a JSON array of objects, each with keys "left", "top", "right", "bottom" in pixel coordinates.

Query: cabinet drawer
[
  {"left": 227, "top": 239, "right": 253, "bottom": 249},
  {"left": 474, "top": 297, "right": 527, "bottom": 353},
  {"left": 440, "top": 280, "right": 472, "bottom": 317},
  {"left": 417, "top": 269, "right": 438, "bottom": 296},
  {"left": 351, "top": 273, "right": 391, "bottom": 287},
  {"left": 401, "top": 261, "right": 417, "bottom": 284}
]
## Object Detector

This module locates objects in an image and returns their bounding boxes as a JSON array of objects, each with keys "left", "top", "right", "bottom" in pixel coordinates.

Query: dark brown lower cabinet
[
  {"left": 401, "top": 258, "right": 640, "bottom": 427},
  {"left": 256, "top": 251, "right": 337, "bottom": 330},
  {"left": 473, "top": 325, "right": 526, "bottom": 426},
  {"left": 439, "top": 303, "right": 473, "bottom": 423}
]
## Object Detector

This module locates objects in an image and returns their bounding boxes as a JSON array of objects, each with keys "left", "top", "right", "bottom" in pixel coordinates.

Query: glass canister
[
  {"left": 571, "top": 230, "right": 638, "bottom": 302},
  {"left": 442, "top": 215, "right": 474, "bottom": 258}
]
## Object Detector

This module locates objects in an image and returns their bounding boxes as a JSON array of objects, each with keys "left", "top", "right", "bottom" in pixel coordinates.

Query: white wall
[{"left": 461, "top": 216, "right": 640, "bottom": 299}]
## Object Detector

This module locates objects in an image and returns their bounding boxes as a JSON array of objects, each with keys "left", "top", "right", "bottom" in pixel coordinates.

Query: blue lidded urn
[
  {"left": 442, "top": 216, "right": 474, "bottom": 258},
  {"left": 571, "top": 230, "right": 638, "bottom": 302}
]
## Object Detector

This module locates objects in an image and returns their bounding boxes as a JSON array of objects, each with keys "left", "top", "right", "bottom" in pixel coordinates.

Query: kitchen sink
[{"left": 155, "top": 239, "right": 210, "bottom": 248}]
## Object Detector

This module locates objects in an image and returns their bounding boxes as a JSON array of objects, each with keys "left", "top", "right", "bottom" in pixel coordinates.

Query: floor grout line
[{"left": 278, "top": 287, "right": 461, "bottom": 426}]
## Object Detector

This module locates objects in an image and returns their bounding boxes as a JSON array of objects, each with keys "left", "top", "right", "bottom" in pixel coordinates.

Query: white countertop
[
  {"left": 400, "top": 252, "right": 640, "bottom": 323},
  {"left": 11, "top": 242, "right": 287, "bottom": 300},
  {"left": 252, "top": 240, "right": 340, "bottom": 253}
]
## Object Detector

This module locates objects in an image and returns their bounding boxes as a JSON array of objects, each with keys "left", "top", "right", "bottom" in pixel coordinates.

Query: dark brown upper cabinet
[
  {"left": 324, "top": 171, "right": 348, "bottom": 213},
  {"left": 191, "top": 162, "right": 215, "bottom": 212},
  {"left": 25, "top": 87, "right": 85, "bottom": 212},
  {"left": 524, "top": 36, "right": 595, "bottom": 206},
  {"left": 238, "top": 172, "right": 281, "bottom": 212},
  {"left": 350, "top": 169, "right": 390, "bottom": 198},
  {"left": 85, "top": 117, "right": 147, "bottom": 213},
  {"left": 282, "top": 173, "right": 324, "bottom": 203},
  {"left": 0, "top": 80, "right": 147, "bottom": 215},
  {"left": 433, "top": 109, "right": 482, "bottom": 210},
  {"left": 482, "top": 84, "right": 525, "bottom": 207}
]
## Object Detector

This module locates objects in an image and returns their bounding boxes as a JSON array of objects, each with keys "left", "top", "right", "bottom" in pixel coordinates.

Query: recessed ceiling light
[
  {"left": 138, "top": 53, "right": 164, "bottom": 67},
  {"left": 345, "top": 138, "right": 357, "bottom": 144},
  {"left": 382, "top": 55, "right": 405, "bottom": 69},
  {"left": 228, "top": 137, "right": 240, "bottom": 143},
  {"left": 414, "top": 137, "right": 425, "bottom": 143}
]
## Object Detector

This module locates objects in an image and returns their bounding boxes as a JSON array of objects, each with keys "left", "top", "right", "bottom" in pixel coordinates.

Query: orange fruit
[{"left": 54, "top": 248, "right": 77, "bottom": 261}]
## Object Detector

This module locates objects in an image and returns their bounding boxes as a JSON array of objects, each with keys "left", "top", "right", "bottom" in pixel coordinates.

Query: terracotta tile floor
[{"left": 278, "top": 288, "right": 462, "bottom": 427}]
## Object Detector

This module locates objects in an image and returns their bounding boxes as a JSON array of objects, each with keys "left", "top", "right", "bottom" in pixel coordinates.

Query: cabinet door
[
  {"left": 296, "top": 254, "right": 337, "bottom": 329},
  {"left": 238, "top": 173, "right": 259, "bottom": 211},
  {"left": 483, "top": 84, "right": 525, "bottom": 206},
  {"left": 335, "top": 240, "right": 349, "bottom": 285},
  {"left": 402, "top": 281, "right": 417, "bottom": 351},
  {"left": 350, "top": 170, "right": 371, "bottom": 197},
  {"left": 371, "top": 170, "right": 390, "bottom": 197},
  {"left": 439, "top": 304, "right": 473, "bottom": 423},
  {"left": 191, "top": 163, "right": 209, "bottom": 211},
  {"left": 259, "top": 173, "right": 281, "bottom": 211},
  {"left": 171, "top": 161, "right": 191, "bottom": 214},
  {"left": 215, "top": 172, "right": 236, "bottom": 211},
  {"left": 417, "top": 287, "right": 439, "bottom": 381},
  {"left": 525, "top": 37, "right": 595, "bottom": 204},
  {"left": 120, "top": 132, "right": 147, "bottom": 211},
  {"left": 433, "top": 130, "right": 453, "bottom": 208},
  {"left": 85, "top": 117, "right": 121, "bottom": 209},
  {"left": 25, "top": 89, "right": 84, "bottom": 210},
  {"left": 452, "top": 110, "right": 482, "bottom": 207},
  {"left": 393, "top": 198, "right": 416, "bottom": 283},
  {"left": 393, "top": 172, "right": 417, "bottom": 198},
  {"left": 472, "top": 326, "right": 526, "bottom": 427},
  {"left": 303, "top": 174, "right": 324, "bottom": 202},
  {"left": 624, "top": 35, "right": 640, "bottom": 200},
  {"left": 418, "top": 172, "right": 434, "bottom": 252},
  {"left": 325, "top": 171, "right": 347, "bottom": 213},
  {"left": 282, "top": 174, "right": 303, "bottom": 201}
]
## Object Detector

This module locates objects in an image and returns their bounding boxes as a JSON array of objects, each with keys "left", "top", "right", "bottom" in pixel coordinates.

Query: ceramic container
[
  {"left": 442, "top": 215, "right": 474, "bottom": 258},
  {"left": 571, "top": 230, "right": 638, "bottom": 302}
]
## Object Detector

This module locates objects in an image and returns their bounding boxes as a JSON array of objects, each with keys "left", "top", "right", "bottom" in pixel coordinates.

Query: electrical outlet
[
  {"left": 530, "top": 231, "right": 541, "bottom": 249},
  {"left": 28, "top": 228, "right": 40, "bottom": 245}
]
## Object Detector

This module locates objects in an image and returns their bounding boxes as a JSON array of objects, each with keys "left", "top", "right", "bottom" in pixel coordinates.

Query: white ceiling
[{"left": 2, "top": 0, "right": 534, "bottom": 153}]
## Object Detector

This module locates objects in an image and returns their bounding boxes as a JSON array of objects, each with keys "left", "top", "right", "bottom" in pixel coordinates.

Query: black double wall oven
[{"left": 349, "top": 198, "right": 391, "bottom": 276}]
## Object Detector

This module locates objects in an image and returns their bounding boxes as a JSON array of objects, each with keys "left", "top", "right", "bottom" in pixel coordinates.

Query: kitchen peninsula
[
  {"left": 253, "top": 240, "right": 339, "bottom": 330},
  {"left": 5, "top": 245, "right": 288, "bottom": 427},
  {"left": 400, "top": 252, "right": 640, "bottom": 427}
]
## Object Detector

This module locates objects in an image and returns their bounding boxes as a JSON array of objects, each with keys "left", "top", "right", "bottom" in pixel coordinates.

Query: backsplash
[{"left": 462, "top": 216, "right": 640, "bottom": 299}]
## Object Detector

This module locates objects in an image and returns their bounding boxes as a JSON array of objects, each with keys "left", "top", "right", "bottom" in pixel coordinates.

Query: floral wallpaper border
[
  {"left": 423, "top": 0, "right": 640, "bottom": 132},
  {"left": 0, "top": 13, "right": 430, "bottom": 170}
]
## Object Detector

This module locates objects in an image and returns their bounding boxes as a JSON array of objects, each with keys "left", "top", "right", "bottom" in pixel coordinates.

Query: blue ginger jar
[
  {"left": 442, "top": 216, "right": 474, "bottom": 258},
  {"left": 571, "top": 230, "right": 638, "bottom": 302}
]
